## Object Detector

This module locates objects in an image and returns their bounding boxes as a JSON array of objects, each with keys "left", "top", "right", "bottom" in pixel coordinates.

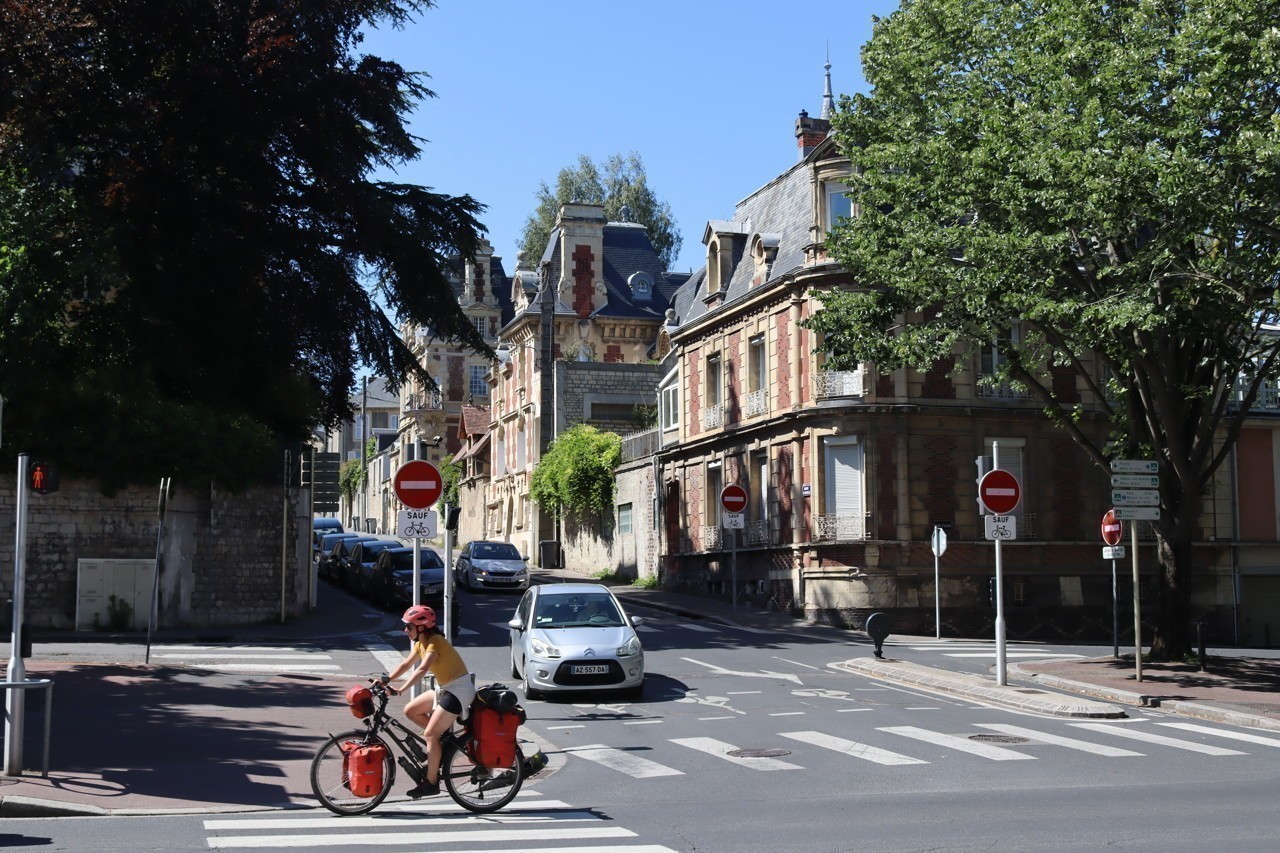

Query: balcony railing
[
  {"left": 1231, "top": 379, "right": 1280, "bottom": 412},
  {"left": 743, "top": 519, "right": 770, "bottom": 546},
  {"left": 744, "top": 389, "right": 769, "bottom": 418},
  {"left": 701, "top": 403, "right": 724, "bottom": 430},
  {"left": 402, "top": 392, "right": 443, "bottom": 413},
  {"left": 701, "top": 525, "right": 722, "bottom": 550},
  {"left": 813, "top": 512, "right": 869, "bottom": 542},
  {"left": 621, "top": 427, "right": 660, "bottom": 462},
  {"left": 977, "top": 379, "right": 1032, "bottom": 401},
  {"left": 814, "top": 369, "right": 867, "bottom": 400}
]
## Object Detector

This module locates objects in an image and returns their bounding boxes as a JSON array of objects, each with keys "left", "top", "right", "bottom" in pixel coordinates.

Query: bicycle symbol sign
[
  {"left": 396, "top": 509, "right": 437, "bottom": 540},
  {"left": 983, "top": 514, "right": 1018, "bottom": 541}
]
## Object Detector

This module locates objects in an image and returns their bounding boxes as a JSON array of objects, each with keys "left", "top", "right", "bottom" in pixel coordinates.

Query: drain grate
[
  {"left": 1014, "top": 689, "right": 1044, "bottom": 694},
  {"left": 969, "top": 734, "right": 1029, "bottom": 744},
  {"left": 727, "top": 748, "right": 793, "bottom": 758},
  {"left": 1234, "top": 703, "right": 1280, "bottom": 714}
]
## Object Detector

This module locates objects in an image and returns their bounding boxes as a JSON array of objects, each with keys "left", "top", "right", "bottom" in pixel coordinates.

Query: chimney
[{"left": 795, "top": 109, "right": 830, "bottom": 160}]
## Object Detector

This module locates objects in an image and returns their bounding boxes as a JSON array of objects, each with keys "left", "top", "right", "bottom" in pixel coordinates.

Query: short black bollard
[
  {"left": 865, "top": 612, "right": 892, "bottom": 659},
  {"left": 1196, "top": 621, "right": 1207, "bottom": 672}
]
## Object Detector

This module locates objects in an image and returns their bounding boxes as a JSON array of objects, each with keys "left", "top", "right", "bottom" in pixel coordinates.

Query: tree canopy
[
  {"left": 518, "top": 153, "right": 682, "bottom": 270},
  {"left": 529, "top": 424, "right": 621, "bottom": 519},
  {"left": 0, "top": 0, "right": 488, "bottom": 489},
  {"left": 809, "top": 0, "right": 1280, "bottom": 658}
]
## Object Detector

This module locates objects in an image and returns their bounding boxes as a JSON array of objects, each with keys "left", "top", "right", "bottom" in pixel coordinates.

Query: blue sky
[{"left": 360, "top": 0, "right": 903, "bottom": 276}]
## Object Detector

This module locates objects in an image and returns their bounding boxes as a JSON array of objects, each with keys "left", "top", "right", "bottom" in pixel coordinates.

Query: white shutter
[{"left": 824, "top": 438, "right": 865, "bottom": 538}]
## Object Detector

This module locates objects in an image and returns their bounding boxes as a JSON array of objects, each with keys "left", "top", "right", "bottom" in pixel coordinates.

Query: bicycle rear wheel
[
  {"left": 441, "top": 738, "right": 524, "bottom": 813},
  {"left": 311, "top": 729, "right": 396, "bottom": 815}
]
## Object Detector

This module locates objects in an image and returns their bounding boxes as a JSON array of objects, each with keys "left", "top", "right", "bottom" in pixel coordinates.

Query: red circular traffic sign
[
  {"left": 393, "top": 460, "right": 443, "bottom": 509},
  {"left": 1101, "top": 509, "right": 1124, "bottom": 546},
  {"left": 978, "top": 469, "right": 1021, "bottom": 515},
  {"left": 720, "top": 484, "right": 748, "bottom": 514}
]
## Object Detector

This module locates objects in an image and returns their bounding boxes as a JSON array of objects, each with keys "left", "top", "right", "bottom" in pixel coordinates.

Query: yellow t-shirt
[{"left": 412, "top": 634, "right": 467, "bottom": 685}]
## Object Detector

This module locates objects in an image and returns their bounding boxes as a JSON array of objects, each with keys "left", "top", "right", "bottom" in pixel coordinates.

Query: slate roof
[{"left": 348, "top": 376, "right": 398, "bottom": 408}]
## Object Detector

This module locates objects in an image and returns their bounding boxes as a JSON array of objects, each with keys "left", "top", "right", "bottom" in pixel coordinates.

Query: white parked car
[{"left": 508, "top": 583, "right": 645, "bottom": 700}]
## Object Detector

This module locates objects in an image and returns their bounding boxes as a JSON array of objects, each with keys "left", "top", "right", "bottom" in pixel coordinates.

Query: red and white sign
[
  {"left": 393, "top": 460, "right": 442, "bottom": 509},
  {"left": 978, "top": 469, "right": 1021, "bottom": 515},
  {"left": 1101, "top": 509, "right": 1124, "bottom": 546},
  {"left": 720, "top": 484, "right": 748, "bottom": 514}
]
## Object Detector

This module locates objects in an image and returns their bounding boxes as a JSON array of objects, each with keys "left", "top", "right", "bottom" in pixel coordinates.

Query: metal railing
[
  {"left": 744, "top": 389, "right": 769, "bottom": 418},
  {"left": 1, "top": 679, "right": 53, "bottom": 777},
  {"left": 701, "top": 404, "right": 724, "bottom": 430},
  {"left": 743, "top": 519, "right": 770, "bottom": 545},
  {"left": 976, "top": 380, "right": 1032, "bottom": 401},
  {"left": 814, "top": 369, "right": 866, "bottom": 400},
  {"left": 701, "top": 525, "right": 722, "bottom": 551},
  {"left": 813, "top": 512, "right": 870, "bottom": 541},
  {"left": 621, "top": 428, "right": 660, "bottom": 462}
]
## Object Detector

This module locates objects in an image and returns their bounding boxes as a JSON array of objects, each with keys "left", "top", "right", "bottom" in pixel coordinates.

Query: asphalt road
[{"left": 9, "top": 585, "right": 1280, "bottom": 852}]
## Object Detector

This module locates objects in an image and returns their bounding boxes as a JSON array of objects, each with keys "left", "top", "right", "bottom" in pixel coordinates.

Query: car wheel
[{"left": 523, "top": 665, "right": 542, "bottom": 701}]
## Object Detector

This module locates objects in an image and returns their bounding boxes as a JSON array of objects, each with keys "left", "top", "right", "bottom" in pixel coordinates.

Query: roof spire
[{"left": 820, "top": 45, "right": 834, "bottom": 121}]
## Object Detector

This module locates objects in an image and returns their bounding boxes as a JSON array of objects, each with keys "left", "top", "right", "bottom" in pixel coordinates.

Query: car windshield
[
  {"left": 474, "top": 543, "right": 521, "bottom": 560},
  {"left": 390, "top": 551, "right": 443, "bottom": 570},
  {"left": 533, "top": 593, "right": 623, "bottom": 628}
]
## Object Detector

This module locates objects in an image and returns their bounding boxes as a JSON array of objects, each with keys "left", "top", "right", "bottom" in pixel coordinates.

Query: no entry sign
[
  {"left": 720, "top": 484, "right": 748, "bottom": 514},
  {"left": 1101, "top": 509, "right": 1124, "bottom": 546},
  {"left": 978, "top": 469, "right": 1021, "bottom": 515},
  {"left": 393, "top": 460, "right": 443, "bottom": 509}
]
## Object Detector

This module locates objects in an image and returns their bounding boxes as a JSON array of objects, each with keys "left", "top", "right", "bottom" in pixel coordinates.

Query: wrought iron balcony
[
  {"left": 701, "top": 525, "right": 722, "bottom": 551},
  {"left": 976, "top": 379, "right": 1032, "bottom": 401},
  {"left": 813, "top": 512, "right": 869, "bottom": 542},
  {"left": 743, "top": 519, "right": 770, "bottom": 545},
  {"left": 744, "top": 389, "right": 769, "bottom": 418},
  {"left": 701, "top": 404, "right": 724, "bottom": 430},
  {"left": 814, "top": 369, "right": 866, "bottom": 400}
]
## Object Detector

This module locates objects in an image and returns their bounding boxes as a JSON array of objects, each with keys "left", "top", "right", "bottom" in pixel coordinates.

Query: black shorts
[{"left": 438, "top": 689, "right": 463, "bottom": 715}]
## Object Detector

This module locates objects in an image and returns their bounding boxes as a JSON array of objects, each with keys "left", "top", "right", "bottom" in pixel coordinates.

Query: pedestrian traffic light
[{"left": 30, "top": 461, "right": 59, "bottom": 494}]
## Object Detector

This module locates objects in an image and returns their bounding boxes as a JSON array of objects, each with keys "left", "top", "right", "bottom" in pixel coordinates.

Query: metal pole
[
  {"left": 360, "top": 376, "right": 368, "bottom": 531},
  {"left": 1111, "top": 557, "right": 1119, "bottom": 659},
  {"left": 5, "top": 454, "right": 30, "bottom": 776},
  {"left": 146, "top": 477, "right": 170, "bottom": 664},
  {"left": 281, "top": 451, "right": 289, "bottom": 623},
  {"left": 443, "top": 503, "right": 453, "bottom": 639},
  {"left": 730, "top": 527, "right": 738, "bottom": 610},
  {"left": 934, "top": 539, "right": 941, "bottom": 640},
  {"left": 1131, "top": 521, "right": 1143, "bottom": 682},
  {"left": 992, "top": 443, "right": 1006, "bottom": 686},
  {"left": 410, "top": 534, "right": 421, "bottom": 701}
]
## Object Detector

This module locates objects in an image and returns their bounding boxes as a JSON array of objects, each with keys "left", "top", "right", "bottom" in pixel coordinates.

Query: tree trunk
[{"left": 1150, "top": 502, "right": 1197, "bottom": 661}]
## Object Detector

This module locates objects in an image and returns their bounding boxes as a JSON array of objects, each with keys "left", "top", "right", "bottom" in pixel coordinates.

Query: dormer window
[
  {"left": 824, "top": 181, "right": 853, "bottom": 233},
  {"left": 751, "top": 233, "right": 780, "bottom": 285},
  {"left": 707, "top": 240, "right": 722, "bottom": 295},
  {"left": 628, "top": 271, "right": 654, "bottom": 301}
]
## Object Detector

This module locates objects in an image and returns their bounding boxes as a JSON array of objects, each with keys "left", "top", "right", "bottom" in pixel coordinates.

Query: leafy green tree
[
  {"left": 439, "top": 453, "right": 461, "bottom": 506},
  {"left": 529, "top": 425, "right": 622, "bottom": 519},
  {"left": 0, "top": 0, "right": 488, "bottom": 490},
  {"left": 518, "top": 153, "right": 682, "bottom": 270},
  {"left": 809, "top": 0, "right": 1280, "bottom": 659}
]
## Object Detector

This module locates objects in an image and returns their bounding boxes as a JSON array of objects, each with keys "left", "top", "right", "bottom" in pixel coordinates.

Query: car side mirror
[
  {"left": 507, "top": 617, "right": 524, "bottom": 631},
  {"left": 521, "top": 554, "right": 529, "bottom": 561},
  {"left": 630, "top": 616, "right": 645, "bottom": 627}
]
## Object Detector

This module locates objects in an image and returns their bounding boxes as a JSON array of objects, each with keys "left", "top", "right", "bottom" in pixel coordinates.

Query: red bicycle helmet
[{"left": 402, "top": 605, "right": 437, "bottom": 629}]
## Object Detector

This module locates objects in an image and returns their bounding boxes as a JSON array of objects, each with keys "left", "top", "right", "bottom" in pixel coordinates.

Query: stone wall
[
  {"left": 557, "top": 455, "right": 659, "bottom": 582},
  {"left": 0, "top": 474, "right": 311, "bottom": 630},
  {"left": 557, "top": 361, "right": 665, "bottom": 434}
]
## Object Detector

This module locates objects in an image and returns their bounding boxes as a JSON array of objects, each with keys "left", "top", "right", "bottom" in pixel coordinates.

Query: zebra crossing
[
  {"left": 149, "top": 644, "right": 340, "bottom": 673},
  {"left": 553, "top": 720, "right": 1280, "bottom": 777},
  {"left": 202, "top": 790, "right": 677, "bottom": 851}
]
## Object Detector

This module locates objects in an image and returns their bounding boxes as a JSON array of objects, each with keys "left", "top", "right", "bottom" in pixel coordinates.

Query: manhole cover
[
  {"left": 727, "top": 748, "right": 793, "bottom": 758},
  {"left": 969, "top": 734, "right": 1029, "bottom": 744}
]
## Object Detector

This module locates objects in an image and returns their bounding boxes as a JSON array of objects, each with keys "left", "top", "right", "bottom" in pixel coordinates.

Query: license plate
[{"left": 571, "top": 664, "right": 608, "bottom": 675}]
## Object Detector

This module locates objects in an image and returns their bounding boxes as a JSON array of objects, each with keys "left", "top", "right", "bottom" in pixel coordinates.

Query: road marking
[
  {"left": 565, "top": 743, "right": 684, "bottom": 778},
  {"left": 1157, "top": 722, "right": 1280, "bottom": 748},
  {"left": 942, "top": 652, "right": 1084, "bottom": 659},
  {"left": 768, "top": 712, "right": 806, "bottom": 717},
  {"left": 838, "top": 708, "right": 873, "bottom": 712},
  {"left": 681, "top": 657, "right": 803, "bottom": 685},
  {"left": 973, "top": 724, "right": 1144, "bottom": 756},
  {"left": 727, "top": 691, "right": 763, "bottom": 695},
  {"left": 189, "top": 664, "right": 341, "bottom": 672},
  {"left": 671, "top": 737, "right": 803, "bottom": 770},
  {"left": 207, "top": 826, "right": 637, "bottom": 848},
  {"left": 698, "top": 716, "right": 734, "bottom": 721},
  {"left": 906, "top": 707, "right": 941, "bottom": 711},
  {"left": 155, "top": 654, "right": 332, "bottom": 660},
  {"left": 547, "top": 725, "right": 585, "bottom": 731},
  {"left": 1070, "top": 723, "right": 1247, "bottom": 755},
  {"left": 774, "top": 657, "right": 823, "bottom": 671},
  {"left": 680, "top": 623, "right": 721, "bottom": 633},
  {"left": 623, "top": 719, "right": 664, "bottom": 725},
  {"left": 206, "top": 809, "right": 601, "bottom": 829},
  {"left": 880, "top": 726, "right": 1036, "bottom": 761},
  {"left": 780, "top": 731, "right": 929, "bottom": 766},
  {"left": 155, "top": 645, "right": 310, "bottom": 652}
]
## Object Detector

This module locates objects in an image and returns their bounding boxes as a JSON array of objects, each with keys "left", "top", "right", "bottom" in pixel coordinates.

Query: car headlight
[
  {"left": 617, "top": 636, "right": 642, "bottom": 657},
  {"left": 530, "top": 637, "right": 561, "bottom": 659}
]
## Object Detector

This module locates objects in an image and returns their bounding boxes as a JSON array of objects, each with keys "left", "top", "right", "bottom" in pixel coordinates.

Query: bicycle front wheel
[
  {"left": 311, "top": 729, "right": 396, "bottom": 815},
  {"left": 442, "top": 739, "right": 524, "bottom": 813}
]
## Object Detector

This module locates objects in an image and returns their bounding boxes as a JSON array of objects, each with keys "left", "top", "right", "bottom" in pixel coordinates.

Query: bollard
[{"left": 1196, "top": 621, "right": 1207, "bottom": 672}]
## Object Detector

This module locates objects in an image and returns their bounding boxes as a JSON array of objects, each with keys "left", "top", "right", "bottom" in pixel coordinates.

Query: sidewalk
[{"left": 1, "top": 570, "right": 1277, "bottom": 817}]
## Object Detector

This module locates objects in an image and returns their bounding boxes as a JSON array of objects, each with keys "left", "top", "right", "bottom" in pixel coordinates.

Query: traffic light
[{"left": 30, "top": 461, "right": 59, "bottom": 494}]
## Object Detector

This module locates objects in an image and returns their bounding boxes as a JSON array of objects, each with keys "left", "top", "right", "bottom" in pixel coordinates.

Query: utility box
[{"left": 76, "top": 559, "right": 157, "bottom": 631}]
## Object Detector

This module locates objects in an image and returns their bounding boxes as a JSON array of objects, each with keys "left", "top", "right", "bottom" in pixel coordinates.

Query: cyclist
[{"left": 384, "top": 604, "right": 476, "bottom": 798}]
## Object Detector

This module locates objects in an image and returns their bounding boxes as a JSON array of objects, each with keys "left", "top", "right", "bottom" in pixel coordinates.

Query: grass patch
[{"left": 630, "top": 575, "right": 659, "bottom": 590}]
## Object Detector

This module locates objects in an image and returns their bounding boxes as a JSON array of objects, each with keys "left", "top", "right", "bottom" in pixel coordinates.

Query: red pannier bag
[
  {"left": 346, "top": 742, "right": 388, "bottom": 797},
  {"left": 469, "top": 705, "right": 520, "bottom": 768}
]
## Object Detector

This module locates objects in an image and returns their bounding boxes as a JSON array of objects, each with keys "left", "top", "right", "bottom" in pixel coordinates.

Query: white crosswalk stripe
[
  {"left": 779, "top": 730, "right": 929, "bottom": 765},
  {"left": 565, "top": 743, "right": 685, "bottom": 777},
  {"left": 1069, "top": 723, "right": 1247, "bottom": 755},
  {"left": 1156, "top": 722, "right": 1280, "bottom": 748},
  {"left": 203, "top": 790, "right": 677, "bottom": 850},
  {"left": 942, "top": 652, "right": 1084, "bottom": 659},
  {"left": 972, "top": 724, "right": 1144, "bottom": 756},
  {"left": 150, "top": 645, "right": 337, "bottom": 673},
  {"left": 671, "top": 737, "right": 803, "bottom": 770},
  {"left": 879, "top": 726, "right": 1036, "bottom": 760}
]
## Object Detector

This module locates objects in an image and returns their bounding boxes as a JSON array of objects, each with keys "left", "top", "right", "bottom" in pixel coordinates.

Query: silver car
[
  {"left": 457, "top": 540, "right": 530, "bottom": 592},
  {"left": 508, "top": 583, "right": 645, "bottom": 700}
]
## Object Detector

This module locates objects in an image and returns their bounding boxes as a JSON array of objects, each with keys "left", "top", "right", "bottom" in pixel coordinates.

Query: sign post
[
  {"left": 1111, "top": 460, "right": 1158, "bottom": 682},
  {"left": 930, "top": 526, "right": 948, "bottom": 639},
  {"left": 1101, "top": 509, "right": 1125, "bottom": 659},
  {"left": 720, "top": 485, "right": 748, "bottom": 610},
  {"left": 393, "top": 461, "right": 445, "bottom": 695},
  {"left": 4, "top": 455, "right": 29, "bottom": 776},
  {"left": 978, "top": 449, "right": 1021, "bottom": 686}
]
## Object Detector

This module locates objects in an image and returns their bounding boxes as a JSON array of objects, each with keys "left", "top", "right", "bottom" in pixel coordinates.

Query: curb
[
  {"left": 833, "top": 658, "right": 1128, "bottom": 718},
  {"left": 1008, "top": 664, "right": 1280, "bottom": 733}
]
